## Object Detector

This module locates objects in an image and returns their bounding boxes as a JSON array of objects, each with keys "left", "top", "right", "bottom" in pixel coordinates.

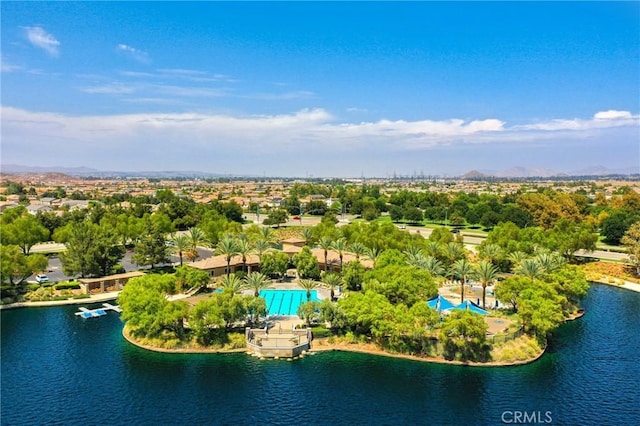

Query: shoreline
[
  {"left": 0, "top": 291, "right": 120, "bottom": 310},
  {"left": 122, "top": 325, "right": 547, "bottom": 367},
  {"left": 308, "top": 341, "right": 547, "bottom": 368},
  {"left": 589, "top": 278, "right": 640, "bottom": 293},
  {"left": 122, "top": 326, "right": 246, "bottom": 355}
]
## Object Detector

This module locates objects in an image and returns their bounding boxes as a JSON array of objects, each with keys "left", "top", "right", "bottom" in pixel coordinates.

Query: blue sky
[{"left": 2, "top": 1, "right": 639, "bottom": 177}]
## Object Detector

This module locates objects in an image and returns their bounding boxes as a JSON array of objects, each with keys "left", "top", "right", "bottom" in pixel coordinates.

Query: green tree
[
  {"left": 514, "top": 258, "right": 544, "bottom": 284},
  {"left": 292, "top": 246, "right": 321, "bottom": 279},
  {"left": 219, "top": 273, "right": 244, "bottom": 294},
  {"left": 342, "top": 260, "right": 366, "bottom": 291},
  {"left": 60, "top": 221, "right": 124, "bottom": 277},
  {"left": 245, "top": 295, "right": 267, "bottom": 326},
  {"left": 169, "top": 234, "right": 191, "bottom": 267},
  {"left": 174, "top": 265, "right": 210, "bottom": 292},
  {"left": 348, "top": 242, "right": 367, "bottom": 261},
  {"left": 388, "top": 204, "right": 404, "bottom": 222},
  {"left": 331, "top": 237, "right": 348, "bottom": 270},
  {"left": 600, "top": 211, "right": 634, "bottom": 245},
  {"left": 317, "top": 236, "right": 334, "bottom": 272},
  {"left": 518, "top": 288, "right": 565, "bottom": 340},
  {"left": 439, "top": 310, "right": 490, "bottom": 362},
  {"left": 494, "top": 275, "right": 531, "bottom": 312},
  {"left": 236, "top": 237, "right": 254, "bottom": 273},
  {"left": 475, "top": 260, "right": 499, "bottom": 309},
  {"left": 0, "top": 245, "right": 48, "bottom": 286},
  {"left": 185, "top": 227, "right": 208, "bottom": 261},
  {"left": 364, "top": 264, "right": 438, "bottom": 307},
  {"left": 2, "top": 214, "right": 49, "bottom": 254},
  {"left": 299, "top": 279, "right": 321, "bottom": 301},
  {"left": 321, "top": 272, "right": 343, "bottom": 300},
  {"left": 263, "top": 209, "right": 288, "bottom": 227},
  {"left": 260, "top": 251, "right": 290, "bottom": 279},
  {"left": 189, "top": 298, "right": 225, "bottom": 345},
  {"left": 622, "top": 221, "right": 640, "bottom": 276},
  {"left": 450, "top": 258, "right": 474, "bottom": 303},
  {"left": 404, "top": 206, "right": 423, "bottom": 223},
  {"left": 297, "top": 301, "right": 320, "bottom": 326},
  {"left": 215, "top": 235, "right": 240, "bottom": 277},
  {"left": 133, "top": 222, "right": 171, "bottom": 270},
  {"left": 243, "top": 271, "right": 272, "bottom": 297},
  {"left": 118, "top": 275, "right": 187, "bottom": 339}
]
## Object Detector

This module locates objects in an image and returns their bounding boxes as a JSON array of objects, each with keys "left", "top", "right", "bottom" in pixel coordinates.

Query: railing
[{"left": 489, "top": 327, "right": 524, "bottom": 344}]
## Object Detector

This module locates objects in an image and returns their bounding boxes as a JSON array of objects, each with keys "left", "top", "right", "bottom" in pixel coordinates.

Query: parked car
[{"left": 35, "top": 274, "right": 49, "bottom": 284}]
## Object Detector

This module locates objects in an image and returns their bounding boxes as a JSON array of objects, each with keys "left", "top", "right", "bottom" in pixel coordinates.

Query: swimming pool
[{"left": 259, "top": 290, "right": 320, "bottom": 316}]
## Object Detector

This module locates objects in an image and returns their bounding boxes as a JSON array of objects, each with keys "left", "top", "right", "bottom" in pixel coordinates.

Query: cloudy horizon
[{"left": 2, "top": 2, "right": 638, "bottom": 176}]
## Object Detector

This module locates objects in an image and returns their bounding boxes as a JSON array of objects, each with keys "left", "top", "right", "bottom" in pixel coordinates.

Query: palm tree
[
  {"left": 317, "top": 236, "right": 334, "bottom": 272},
  {"left": 419, "top": 256, "right": 445, "bottom": 278},
  {"left": 253, "top": 239, "right": 271, "bottom": 269},
  {"left": 475, "top": 260, "right": 499, "bottom": 309},
  {"left": 450, "top": 258, "right": 474, "bottom": 303},
  {"left": 364, "top": 246, "right": 382, "bottom": 268},
  {"left": 424, "top": 241, "right": 442, "bottom": 259},
  {"left": 236, "top": 237, "right": 254, "bottom": 273},
  {"left": 507, "top": 251, "right": 528, "bottom": 271},
  {"left": 186, "top": 227, "right": 208, "bottom": 262},
  {"left": 349, "top": 242, "right": 367, "bottom": 261},
  {"left": 299, "top": 279, "right": 321, "bottom": 301},
  {"left": 169, "top": 234, "right": 190, "bottom": 266},
  {"left": 534, "top": 252, "right": 565, "bottom": 275},
  {"left": 404, "top": 245, "right": 426, "bottom": 267},
  {"left": 321, "top": 272, "right": 343, "bottom": 301},
  {"left": 444, "top": 242, "right": 466, "bottom": 267},
  {"left": 220, "top": 274, "right": 244, "bottom": 294},
  {"left": 479, "top": 243, "right": 502, "bottom": 265},
  {"left": 300, "top": 228, "right": 315, "bottom": 246},
  {"left": 215, "top": 234, "right": 240, "bottom": 277},
  {"left": 259, "top": 227, "right": 277, "bottom": 244},
  {"left": 243, "top": 272, "right": 272, "bottom": 297},
  {"left": 515, "top": 258, "right": 543, "bottom": 284},
  {"left": 331, "top": 238, "right": 348, "bottom": 270}
]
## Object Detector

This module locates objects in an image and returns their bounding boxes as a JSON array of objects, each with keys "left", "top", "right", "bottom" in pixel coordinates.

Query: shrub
[
  {"left": 311, "top": 326, "right": 331, "bottom": 338},
  {"left": 55, "top": 282, "right": 81, "bottom": 290},
  {"left": 225, "top": 333, "right": 246, "bottom": 349},
  {"left": 73, "top": 294, "right": 91, "bottom": 299}
]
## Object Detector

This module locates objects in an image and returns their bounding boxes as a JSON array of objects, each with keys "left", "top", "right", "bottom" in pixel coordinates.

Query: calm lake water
[{"left": 2, "top": 284, "right": 639, "bottom": 425}]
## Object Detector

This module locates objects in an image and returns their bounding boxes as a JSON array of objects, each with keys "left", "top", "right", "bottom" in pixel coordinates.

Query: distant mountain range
[
  {"left": 461, "top": 165, "right": 639, "bottom": 179},
  {"left": 1, "top": 163, "right": 638, "bottom": 179},
  {"left": 0, "top": 164, "right": 228, "bottom": 179}
]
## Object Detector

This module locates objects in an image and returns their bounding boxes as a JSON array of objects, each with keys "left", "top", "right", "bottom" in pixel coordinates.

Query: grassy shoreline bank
[{"left": 122, "top": 324, "right": 548, "bottom": 367}]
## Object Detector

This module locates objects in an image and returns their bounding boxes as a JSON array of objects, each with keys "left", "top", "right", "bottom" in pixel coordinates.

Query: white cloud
[
  {"left": 23, "top": 26, "right": 60, "bottom": 56},
  {"left": 514, "top": 111, "right": 639, "bottom": 132},
  {"left": 116, "top": 44, "right": 150, "bottom": 64},
  {"left": 594, "top": 110, "right": 633, "bottom": 120},
  {"left": 1, "top": 107, "right": 637, "bottom": 158},
  {"left": 1, "top": 58, "right": 22, "bottom": 73},
  {"left": 81, "top": 83, "right": 136, "bottom": 94},
  {"left": 2, "top": 107, "right": 637, "bottom": 175}
]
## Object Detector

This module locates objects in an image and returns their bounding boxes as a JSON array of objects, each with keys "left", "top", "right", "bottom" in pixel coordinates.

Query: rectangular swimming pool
[{"left": 259, "top": 289, "right": 320, "bottom": 316}]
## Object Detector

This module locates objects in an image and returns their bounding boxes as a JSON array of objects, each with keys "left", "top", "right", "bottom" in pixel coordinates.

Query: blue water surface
[{"left": 2, "top": 284, "right": 639, "bottom": 425}]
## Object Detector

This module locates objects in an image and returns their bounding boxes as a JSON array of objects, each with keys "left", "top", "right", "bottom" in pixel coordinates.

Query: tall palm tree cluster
[
  {"left": 402, "top": 241, "right": 567, "bottom": 309},
  {"left": 214, "top": 228, "right": 278, "bottom": 276}
]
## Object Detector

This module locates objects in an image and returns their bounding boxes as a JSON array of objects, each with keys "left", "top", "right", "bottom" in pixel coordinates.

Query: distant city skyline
[{"left": 1, "top": 2, "right": 639, "bottom": 176}]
